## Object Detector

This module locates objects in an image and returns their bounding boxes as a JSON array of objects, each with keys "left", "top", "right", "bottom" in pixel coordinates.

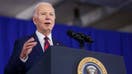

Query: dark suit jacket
[{"left": 4, "top": 33, "right": 62, "bottom": 74}]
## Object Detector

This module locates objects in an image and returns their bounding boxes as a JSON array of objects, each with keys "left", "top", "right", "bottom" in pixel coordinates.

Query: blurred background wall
[{"left": 0, "top": 0, "right": 132, "bottom": 33}]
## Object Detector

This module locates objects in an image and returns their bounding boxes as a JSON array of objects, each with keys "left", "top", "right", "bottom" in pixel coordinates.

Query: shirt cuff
[{"left": 20, "top": 56, "right": 28, "bottom": 63}]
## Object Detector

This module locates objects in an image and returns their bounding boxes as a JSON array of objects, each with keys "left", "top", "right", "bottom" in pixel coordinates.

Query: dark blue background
[{"left": 0, "top": 16, "right": 131, "bottom": 74}]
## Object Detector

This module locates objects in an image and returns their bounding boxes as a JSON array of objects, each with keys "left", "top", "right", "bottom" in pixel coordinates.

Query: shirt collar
[{"left": 35, "top": 30, "right": 52, "bottom": 41}]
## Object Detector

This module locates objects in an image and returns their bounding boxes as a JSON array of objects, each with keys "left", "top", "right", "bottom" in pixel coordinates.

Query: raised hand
[{"left": 20, "top": 37, "right": 37, "bottom": 60}]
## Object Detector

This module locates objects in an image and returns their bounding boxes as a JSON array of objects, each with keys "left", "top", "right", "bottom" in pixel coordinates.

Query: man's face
[{"left": 33, "top": 4, "right": 55, "bottom": 33}]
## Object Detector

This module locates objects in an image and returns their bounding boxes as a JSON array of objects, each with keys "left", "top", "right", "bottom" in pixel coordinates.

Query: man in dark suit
[{"left": 4, "top": 2, "right": 61, "bottom": 74}]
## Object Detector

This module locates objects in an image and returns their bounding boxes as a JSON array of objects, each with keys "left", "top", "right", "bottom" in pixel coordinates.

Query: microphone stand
[
  {"left": 78, "top": 33, "right": 93, "bottom": 49},
  {"left": 78, "top": 40, "right": 85, "bottom": 49}
]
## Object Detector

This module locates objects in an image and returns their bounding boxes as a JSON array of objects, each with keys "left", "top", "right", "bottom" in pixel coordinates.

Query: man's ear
[
  {"left": 54, "top": 15, "right": 56, "bottom": 20},
  {"left": 33, "top": 17, "right": 37, "bottom": 25}
]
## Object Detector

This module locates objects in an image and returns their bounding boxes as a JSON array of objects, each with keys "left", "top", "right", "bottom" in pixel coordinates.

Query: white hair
[{"left": 33, "top": 2, "right": 55, "bottom": 17}]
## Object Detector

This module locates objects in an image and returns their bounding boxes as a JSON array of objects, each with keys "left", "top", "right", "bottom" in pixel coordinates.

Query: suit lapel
[
  {"left": 32, "top": 33, "right": 44, "bottom": 56},
  {"left": 31, "top": 33, "right": 63, "bottom": 56},
  {"left": 52, "top": 37, "right": 63, "bottom": 46}
]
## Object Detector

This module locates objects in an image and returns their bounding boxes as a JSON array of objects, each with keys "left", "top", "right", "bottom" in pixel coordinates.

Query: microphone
[
  {"left": 77, "top": 33, "right": 93, "bottom": 43},
  {"left": 67, "top": 30, "right": 93, "bottom": 48},
  {"left": 67, "top": 30, "right": 93, "bottom": 43},
  {"left": 67, "top": 30, "right": 83, "bottom": 41}
]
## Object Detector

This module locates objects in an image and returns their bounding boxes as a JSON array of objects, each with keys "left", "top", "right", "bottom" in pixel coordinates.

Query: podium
[{"left": 27, "top": 46, "right": 126, "bottom": 74}]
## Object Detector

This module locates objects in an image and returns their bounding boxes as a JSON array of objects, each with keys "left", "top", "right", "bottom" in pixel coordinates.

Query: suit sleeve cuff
[{"left": 20, "top": 56, "right": 28, "bottom": 63}]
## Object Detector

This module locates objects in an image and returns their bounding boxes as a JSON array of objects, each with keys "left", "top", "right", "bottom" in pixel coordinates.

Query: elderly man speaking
[{"left": 4, "top": 2, "right": 62, "bottom": 74}]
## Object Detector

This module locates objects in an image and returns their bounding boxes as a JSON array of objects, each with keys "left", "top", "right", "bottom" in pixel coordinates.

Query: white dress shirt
[{"left": 36, "top": 30, "right": 53, "bottom": 52}]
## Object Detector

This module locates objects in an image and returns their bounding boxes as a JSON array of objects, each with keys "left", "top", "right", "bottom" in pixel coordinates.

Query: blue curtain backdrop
[{"left": 0, "top": 16, "right": 132, "bottom": 74}]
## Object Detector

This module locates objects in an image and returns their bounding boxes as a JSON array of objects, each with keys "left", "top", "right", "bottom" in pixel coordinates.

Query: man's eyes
[
  {"left": 41, "top": 13, "right": 46, "bottom": 15},
  {"left": 50, "top": 13, "right": 54, "bottom": 16},
  {"left": 40, "top": 13, "right": 54, "bottom": 16}
]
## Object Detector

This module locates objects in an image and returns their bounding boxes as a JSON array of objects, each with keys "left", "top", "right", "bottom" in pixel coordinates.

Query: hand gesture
[{"left": 20, "top": 37, "right": 37, "bottom": 60}]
